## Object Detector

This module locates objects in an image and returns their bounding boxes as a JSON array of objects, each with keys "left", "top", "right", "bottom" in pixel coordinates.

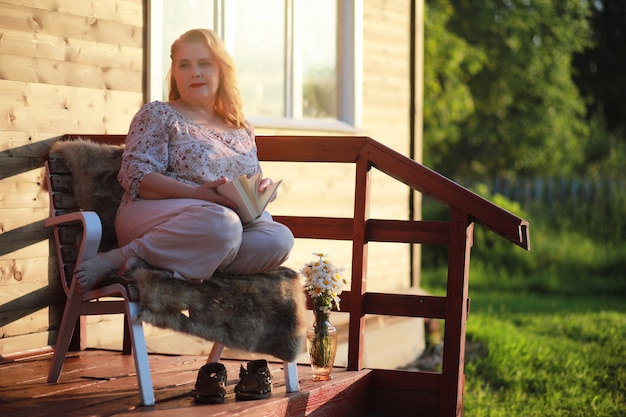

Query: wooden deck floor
[{"left": 0, "top": 349, "right": 373, "bottom": 417}]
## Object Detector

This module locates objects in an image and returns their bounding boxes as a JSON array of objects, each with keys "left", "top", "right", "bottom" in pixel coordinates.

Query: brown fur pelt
[
  {"left": 133, "top": 266, "right": 307, "bottom": 361},
  {"left": 50, "top": 139, "right": 124, "bottom": 248}
]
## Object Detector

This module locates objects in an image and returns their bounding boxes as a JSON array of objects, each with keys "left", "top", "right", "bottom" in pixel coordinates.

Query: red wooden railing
[{"left": 256, "top": 135, "right": 529, "bottom": 417}]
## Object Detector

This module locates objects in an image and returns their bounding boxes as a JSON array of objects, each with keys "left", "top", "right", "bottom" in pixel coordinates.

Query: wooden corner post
[{"left": 440, "top": 208, "right": 474, "bottom": 416}]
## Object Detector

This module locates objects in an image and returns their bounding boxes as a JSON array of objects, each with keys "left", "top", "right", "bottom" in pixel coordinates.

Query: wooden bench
[{"left": 44, "top": 135, "right": 304, "bottom": 406}]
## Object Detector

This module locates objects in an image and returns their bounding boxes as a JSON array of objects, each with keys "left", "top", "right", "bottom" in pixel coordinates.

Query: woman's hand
[
  {"left": 138, "top": 173, "right": 237, "bottom": 209},
  {"left": 194, "top": 178, "right": 238, "bottom": 209},
  {"left": 258, "top": 177, "right": 278, "bottom": 202}
]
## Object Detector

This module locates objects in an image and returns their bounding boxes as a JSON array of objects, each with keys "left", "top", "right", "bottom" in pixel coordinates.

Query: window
[{"left": 149, "top": 0, "right": 361, "bottom": 129}]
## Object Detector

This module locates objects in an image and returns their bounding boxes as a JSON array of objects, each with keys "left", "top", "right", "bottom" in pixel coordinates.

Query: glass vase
[{"left": 306, "top": 307, "right": 338, "bottom": 381}]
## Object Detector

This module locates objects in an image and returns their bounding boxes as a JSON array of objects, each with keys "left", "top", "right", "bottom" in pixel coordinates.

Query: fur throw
[
  {"left": 49, "top": 138, "right": 307, "bottom": 361},
  {"left": 50, "top": 139, "right": 124, "bottom": 248},
  {"left": 134, "top": 266, "right": 307, "bottom": 361}
]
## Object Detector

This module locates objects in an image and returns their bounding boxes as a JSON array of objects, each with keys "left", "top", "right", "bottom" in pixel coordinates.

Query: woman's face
[{"left": 171, "top": 40, "right": 221, "bottom": 105}]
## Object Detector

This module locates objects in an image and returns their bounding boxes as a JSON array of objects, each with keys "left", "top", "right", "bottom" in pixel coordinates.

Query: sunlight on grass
[
  {"left": 463, "top": 308, "right": 626, "bottom": 417},
  {"left": 420, "top": 185, "right": 626, "bottom": 416}
]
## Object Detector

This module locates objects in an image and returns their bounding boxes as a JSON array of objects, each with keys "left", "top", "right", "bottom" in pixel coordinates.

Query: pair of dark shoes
[{"left": 193, "top": 359, "right": 272, "bottom": 404}]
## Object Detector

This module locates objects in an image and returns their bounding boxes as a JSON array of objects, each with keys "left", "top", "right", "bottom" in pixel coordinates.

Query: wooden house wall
[
  {"left": 260, "top": 0, "right": 417, "bottom": 295},
  {"left": 361, "top": 0, "right": 416, "bottom": 290},
  {"left": 0, "top": 0, "right": 144, "bottom": 355},
  {"left": 0, "top": 0, "right": 420, "bottom": 356}
]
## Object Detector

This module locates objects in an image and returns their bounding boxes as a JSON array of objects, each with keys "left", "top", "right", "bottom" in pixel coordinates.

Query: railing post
[
  {"left": 347, "top": 156, "right": 371, "bottom": 371},
  {"left": 440, "top": 208, "right": 473, "bottom": 417}
]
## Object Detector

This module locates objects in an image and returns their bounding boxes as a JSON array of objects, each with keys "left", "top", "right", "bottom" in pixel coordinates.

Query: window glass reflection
[
  {"left": 161, "top": 0, "right": 215, "bottom": 101},
  {"left": 302, "top": 0, "right": 337, "bottom": 119},
  {"left": 234, "top": 0, "right": 286, "bottom": 117}
]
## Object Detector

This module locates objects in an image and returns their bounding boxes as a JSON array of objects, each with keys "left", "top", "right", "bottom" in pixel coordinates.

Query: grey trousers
[{"left": 115, "top": 198, "right": 294, "bottom": 280}]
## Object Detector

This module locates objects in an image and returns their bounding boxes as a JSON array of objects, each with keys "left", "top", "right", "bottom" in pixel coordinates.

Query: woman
[
  {"left": 75, "top": 28, "right": 294, "bottom": 292},
  {"left": 77, "top": 29, "right": 289, "bottom": 403}
]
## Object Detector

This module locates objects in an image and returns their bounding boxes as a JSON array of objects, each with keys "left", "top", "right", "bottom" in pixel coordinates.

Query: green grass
[
  {"left": 420, "top": 201, "right": 626, "bottom": 416},
  {"left": 420, "top": 271, "right": 626, "bottom": 416},
  {"left": 463, "top": 294, "right": 626, "bottom": 417}
]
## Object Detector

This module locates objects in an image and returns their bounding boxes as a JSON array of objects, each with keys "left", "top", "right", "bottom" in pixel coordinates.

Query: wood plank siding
[
  {"left": 0, "top": 0, "right": 420, "bottom": 369},
  {"left": 0, "top": 0, "right": 144, "bottom": 355}
]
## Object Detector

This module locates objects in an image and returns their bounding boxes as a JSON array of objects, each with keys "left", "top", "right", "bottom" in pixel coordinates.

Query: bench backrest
[{"left": 46, "top": 137, "right": 126, "bottom": 293}]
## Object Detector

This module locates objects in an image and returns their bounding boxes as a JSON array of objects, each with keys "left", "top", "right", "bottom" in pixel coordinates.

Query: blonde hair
[{"left": 168, "top": 29, "right": 247, "bottom": 128}]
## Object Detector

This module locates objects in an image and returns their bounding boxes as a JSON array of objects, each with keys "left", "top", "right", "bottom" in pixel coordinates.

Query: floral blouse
[{"left": 117, "top": 101, "right": 261, "bottom": 211}]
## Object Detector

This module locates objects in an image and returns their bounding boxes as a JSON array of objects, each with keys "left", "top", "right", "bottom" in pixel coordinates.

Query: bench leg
[
  {"left": 207, "top": 342, "right": 225, "bottom": 364},
  {"left": 284, "top": 360, "right": 300, "bottom": 392},
  {"left": 126, "top": 302, "right": 155, "bottom": 406},
  {"left": 122, "top": 316, "right": 132, "bottom": 355},
  {"left": 48, "top": 289, "right": 83, "bottom": 383}
]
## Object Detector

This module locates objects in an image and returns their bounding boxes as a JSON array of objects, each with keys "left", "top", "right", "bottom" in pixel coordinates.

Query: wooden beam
[
  {"left": 274, "top": 216, "right": 451, "bottom": 246},
  {"left": 366, "top": 219, "right": 450, "bottom": 246},
  {"left": 368, "top": 369, "right": 442, "bottom": 417},
  {"left": 361, "top": 139, "right": 530, "bottom": 250},
  {"left": 272, "top": 216, "right": 353, "bottom": 240},
  {"left": 440, "top": 208, "right": 473, "bottom": 417},
  {"left": 364, "top": 293, "right": 446, "bottom": 319},
  {"left": 347, "top": 156, "right": 370, "bottom": 371},
  {"left": 256, "top": 135, "right": 366, "bottom": 162}
]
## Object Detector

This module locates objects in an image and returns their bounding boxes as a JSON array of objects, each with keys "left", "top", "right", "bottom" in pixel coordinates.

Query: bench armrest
[{"left": 46, "top": 211, "right": 103, "bottom": 295}]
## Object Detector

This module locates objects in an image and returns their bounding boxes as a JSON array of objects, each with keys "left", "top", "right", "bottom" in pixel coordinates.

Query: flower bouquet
[{"left": 300, "top": 253, "right": 347, "bottom": 380}]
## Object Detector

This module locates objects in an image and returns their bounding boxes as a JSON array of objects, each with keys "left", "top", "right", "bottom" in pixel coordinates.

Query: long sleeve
[{"left": 118, "top": 102, "right": 171, "bottom": 200}]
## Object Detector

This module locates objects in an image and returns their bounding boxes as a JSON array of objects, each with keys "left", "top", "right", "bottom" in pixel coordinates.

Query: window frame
[{"left": 147, "top": 0, "right": 362, "bottom": 131}]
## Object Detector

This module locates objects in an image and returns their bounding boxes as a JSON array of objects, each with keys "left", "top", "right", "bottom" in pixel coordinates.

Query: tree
[
  {"left": 573, "top": 0, "right": 626, "bottom": 133},
  {"left": 424, "top": 0, "right": 593, "bottom": 179},
  {"left": 572, "top": 0, "right": 626, "bottom": 179},
  {"left": 422, "top": 0, "right": 487, "bottom": 171}
]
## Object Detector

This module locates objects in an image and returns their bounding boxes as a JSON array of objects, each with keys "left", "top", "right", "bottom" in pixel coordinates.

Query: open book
[{"left": 216, "top": 173, "right": 282, "bottom": 223}]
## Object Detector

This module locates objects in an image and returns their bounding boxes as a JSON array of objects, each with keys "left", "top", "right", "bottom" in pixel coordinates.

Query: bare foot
[
  {"left": 120, "top": 256, "right": 150, "bottom": 275},
  {"left": 74, "top": 248, "right": 126, "bottom": 293}
]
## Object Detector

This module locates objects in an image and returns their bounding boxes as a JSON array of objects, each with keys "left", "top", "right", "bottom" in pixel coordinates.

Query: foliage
[
  {"left": 419, "top": 5, "right": 626, "bottom": 409},
  {"left": 423, "top": 183, "right": 626, "bottom": 296},
  {"left": 422, "top": 0, "right": 487, "bottom": 170},
  {"left": 535, "top": 179, "right": 626, "bottom": 246},
  {"left": 573, "top": 0, "right": 626, "bottom": 134},
  {"left": 482, "top": 174, "right": 626, "bottom": 243},
  {"left": 424, "top": 0, "right": 595, "bottom": 179},
  {"left": 580, "top": 112, "right": 626, "bottom": 179}
]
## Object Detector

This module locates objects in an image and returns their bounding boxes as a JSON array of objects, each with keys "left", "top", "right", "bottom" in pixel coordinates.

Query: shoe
[
  {"left": 234, "top": 359, "right": 272, "bottom": 401},
  {"left": 193, "top": 362, "right": 227, "bottom": 404}
]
